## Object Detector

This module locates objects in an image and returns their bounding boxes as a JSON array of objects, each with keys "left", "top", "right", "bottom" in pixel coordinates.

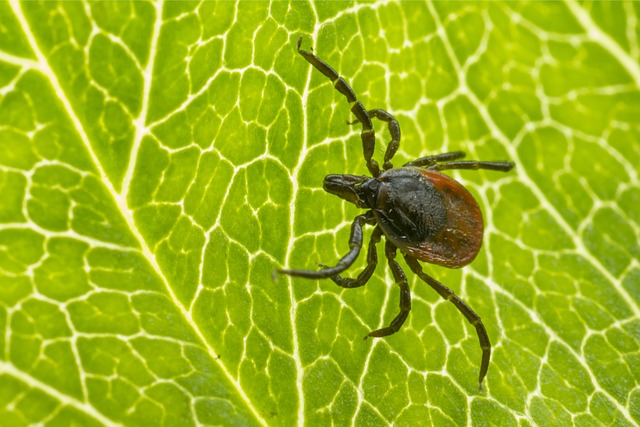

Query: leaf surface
[{"left": 1, "top": 1, "right": 639, "bottom": 426}]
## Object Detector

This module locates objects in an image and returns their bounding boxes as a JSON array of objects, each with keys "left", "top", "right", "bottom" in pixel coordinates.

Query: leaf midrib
[{"left": 10, "top": 0, "right": 269, "bottom": 425}]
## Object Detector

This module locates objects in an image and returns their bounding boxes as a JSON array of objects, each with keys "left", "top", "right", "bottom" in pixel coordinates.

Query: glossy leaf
[{"left": 1, "top": 1, "right": 639, "bottom": 426}]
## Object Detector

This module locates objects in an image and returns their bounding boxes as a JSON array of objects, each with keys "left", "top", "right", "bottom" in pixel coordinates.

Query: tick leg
[
  {"left": 404, "top": 151, "right": 466, "bottom": 167},
  {"left": 278, "top": 212, "right": 373, "bottom": 279},
  {"left": 365, "top": 241, "right": 411, "bottom": 339},
  {"left": 368, "top": 110, "right": 401, "bottom": 170},
  {"left": 429, "top": 160, "right": 515, "bottom": 173},
  {"left": 359, "top": 113, "right": 380, "bottom": 177},
  {"left": 404, "top": 256, "right": 490, "bottom": 390},
  {"left": 297, "top": 37, "right": 380, "bottom": 176},
  {"left": 347, "top": 109, "right": 399, "bottom": 171},
  {"left": 347, "top": 109, "right": 400, "bottom": 171},
  {"left": 326, "top": 227, "right": 383, "bottom": 288}
]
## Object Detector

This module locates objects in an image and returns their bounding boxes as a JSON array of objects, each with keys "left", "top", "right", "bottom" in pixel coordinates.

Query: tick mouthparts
[
  {"left": 322, "top": 174, "right": 365, "bottom": 189},
  {"left": 322, "top": 174, "right": 365, "bottom": 204}
]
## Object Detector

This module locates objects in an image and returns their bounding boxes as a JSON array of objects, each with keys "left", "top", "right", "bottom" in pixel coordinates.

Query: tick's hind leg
[
  {"left": 326, "top": 227, "right": 382, "bottom": 289},
  {"left": 297, "top": 37, "right": 380, "bottom": 176},
  {"left": 404, "top": 256, "right": 491, "bottom": 390},
  {"left": 365, "top": 241, "right": 411, "bottom": 339}
]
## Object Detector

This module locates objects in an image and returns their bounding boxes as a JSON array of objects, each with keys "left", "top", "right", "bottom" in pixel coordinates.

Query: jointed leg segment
[
  {"left": 429, "top": 160, "right": 514, "bottom": 172},
  {"left": 403, "top": 152, "right": 515, "bottom": 175},
  {"left": 369, "top": 109, "right": 401, "bottom": 170},
  {"left": 297, "top": 37, "right": 387, "bottom": 177},
  {"left": 404, "top": 151, "right": 466, "bottom": 167},
  {"left": 278, "top": 212, "right": 374, "bottom": 279},
  {"left": 404, "top": 256, "right": 491, "bottom": 389},
  {"left": 328, "top": 227, "right": 383, "bottom": 289},
  {"left": 366, "top": 242, "right": 412, "bottom": 339}
]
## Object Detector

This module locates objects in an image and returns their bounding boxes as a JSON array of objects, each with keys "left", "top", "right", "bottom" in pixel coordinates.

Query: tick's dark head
[{"left": 323, "top": 174, "right": 379, "bottom": 209}]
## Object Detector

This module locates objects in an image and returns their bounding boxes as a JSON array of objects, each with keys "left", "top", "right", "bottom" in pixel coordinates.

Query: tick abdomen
[{"left": 375, "top": 167, "right": 483, "bottom": 268}]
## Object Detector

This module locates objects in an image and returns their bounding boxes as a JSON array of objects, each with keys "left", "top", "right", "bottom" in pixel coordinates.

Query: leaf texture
[{"left": 1, "top": 1, "right": 639, "bottom": 426}]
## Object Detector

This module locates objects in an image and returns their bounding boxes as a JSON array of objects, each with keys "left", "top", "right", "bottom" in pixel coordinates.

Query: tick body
[
  {"left": 372, "top": 167, "right": 483, "bottom": 268},
  {"left": 279, "top": 37, "right": 514, "bottom": 389}
]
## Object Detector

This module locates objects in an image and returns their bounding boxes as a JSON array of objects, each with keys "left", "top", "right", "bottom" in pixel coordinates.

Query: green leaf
[{"left": 1, "top": 1, "right": 639, "bottom": 426}]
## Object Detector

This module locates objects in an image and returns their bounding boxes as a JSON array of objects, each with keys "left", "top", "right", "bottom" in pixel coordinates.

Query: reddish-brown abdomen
[{"left": 375, "top": 168, "right": 483, "bottom": 268}]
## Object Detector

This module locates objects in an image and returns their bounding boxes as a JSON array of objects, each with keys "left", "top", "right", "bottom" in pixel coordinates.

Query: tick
[{"left": 279, "top": 37, "right": 514, "bottom": 389}]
